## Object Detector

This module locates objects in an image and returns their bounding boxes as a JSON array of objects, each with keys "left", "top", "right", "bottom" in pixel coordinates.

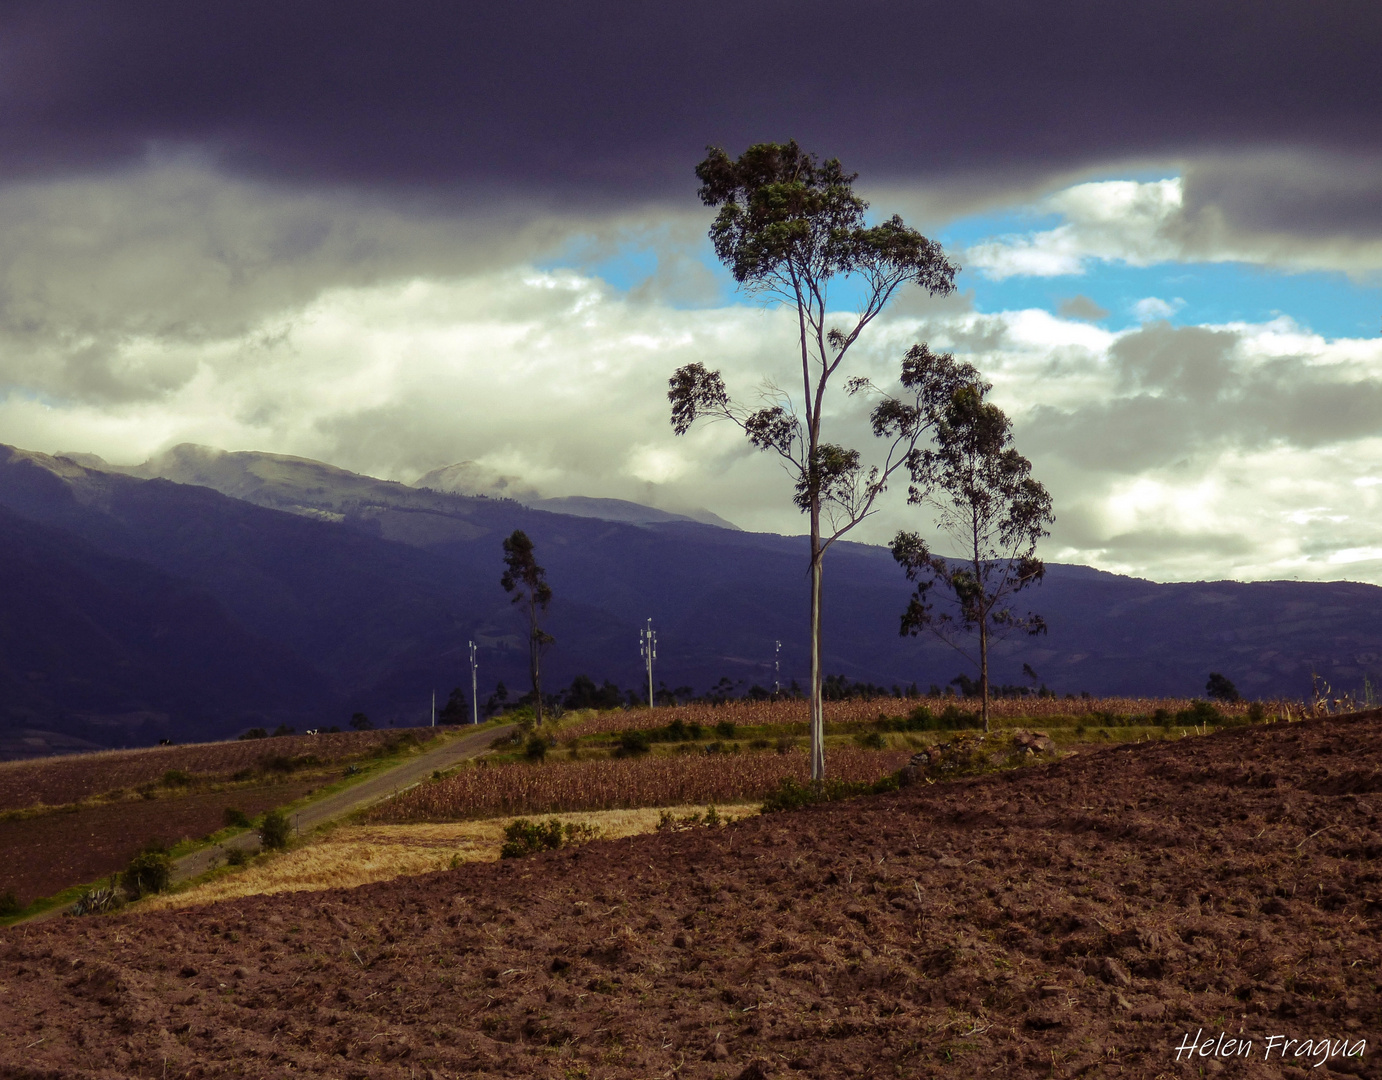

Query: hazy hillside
[
  {"left": 2, "top": 441, "right": 1382, "bottom": 752},
  {"left": 0, "top": 499, "right": 329, "bottom": 744}
]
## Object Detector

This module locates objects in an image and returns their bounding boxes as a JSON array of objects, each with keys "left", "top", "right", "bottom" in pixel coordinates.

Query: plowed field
[
  {"left": 0, "top": 779, "right": 320, "bottom": 907},
  {"left": 2, "top": 713, "right": 1379, "bottom": 1079}
]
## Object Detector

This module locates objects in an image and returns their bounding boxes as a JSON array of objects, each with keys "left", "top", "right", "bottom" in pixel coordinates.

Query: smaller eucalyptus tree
[{"left": 891, "top": 383, "right": 1053, "bottom": 731}]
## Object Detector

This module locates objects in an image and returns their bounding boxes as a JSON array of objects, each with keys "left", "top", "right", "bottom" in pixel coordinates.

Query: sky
[{"left": 0, "top": 1, "right": 1380, "bottom": 583}]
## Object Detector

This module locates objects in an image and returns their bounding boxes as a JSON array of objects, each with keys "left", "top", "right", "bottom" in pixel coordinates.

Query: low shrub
[
  {"left": 499, "top": 818, "right": 602, "bottom": 858},
  {"left": 657, "top": 717, "right": 704, "bottom": 742},
  {"left": 614, "top": 730, "right": 651, "bottom": 758},
  {"left": 1175, "top": 700, "right": 1224, "bottom": 728},
  {"left": 761, "top": 773, "right": 899, "bottom": 813},
  {"left": 854, "top": 731, "right": 886, "bottom": 749},
  {"left": 225, "top": 846, "right": 248, "bottom": 867},
  {"left": 714, "top": 720, "right": 737, "bottom": 738},
  {"left": 161, "top": 769, "right": 192, "bottom": 787},
  {"left": 223, "top": 807, "right": 251, "bottom": 828},
  {"left": 259, "top": 809, "right": 291, "bottom": 851},
  {"left": 0, "top": 889, "right": 20, "bottom": 917},
  {"left": 524, "top": 735, "right": 548, "bottom": 761},
  {"left": 121, "top": 845, "right": 172, "bottom": 898},
  {"left": 239, "top": 728, "right": 268, "bottom": 740},
  {"left": 656, "top": 805, "right": 729, "bottom": 832},
  {"left": 73, "top": 880, "right": 122, "bottom": 916}
]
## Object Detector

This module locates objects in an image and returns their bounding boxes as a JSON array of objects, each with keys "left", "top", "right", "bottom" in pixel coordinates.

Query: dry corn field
[
  {"left": 365, "top": 746, "right": 911, "bottom": 823},
  {"left": 141, "top": 806, "right": 759, "bottom": 910},
  {"left": 0, "top": 728, "right": 435, "bottom": 812},
  {"left": 555, "top": 696, "right": 1273, "bottom": 740}
]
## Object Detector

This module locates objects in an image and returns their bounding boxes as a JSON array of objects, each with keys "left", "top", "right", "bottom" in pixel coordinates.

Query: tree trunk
[
  {"left": 530, "top": 595, "right": 544, "bottom": 725},
  {"left": 974, "top": 519, "right": 989, "bottom": 733},
  {"left": 809, "top": 506, "right": 826, "bottom": 780},
  {"left": 979, "top": 611, "right": 989, "bottom": 733}
]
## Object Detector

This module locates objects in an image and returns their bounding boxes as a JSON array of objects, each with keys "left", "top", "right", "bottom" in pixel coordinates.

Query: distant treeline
[{"left": 456, "top": 669, "right": 1068, "bottom": 722}]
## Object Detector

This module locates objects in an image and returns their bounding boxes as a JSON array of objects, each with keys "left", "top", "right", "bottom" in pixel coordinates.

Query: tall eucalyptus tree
[{"left": 669, "top": 141, "right": 962, "bottom": 778}]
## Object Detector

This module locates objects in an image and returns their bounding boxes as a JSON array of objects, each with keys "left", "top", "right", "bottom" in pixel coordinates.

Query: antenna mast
[
  {"left": 469, "top": 641, "right": 478, "bottom": 725},
  {"left": 639, "top": 619, "right": 657, "bottom": 708}
]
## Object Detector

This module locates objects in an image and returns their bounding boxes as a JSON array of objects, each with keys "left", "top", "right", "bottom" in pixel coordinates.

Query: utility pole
[
  {"left": 774, "top": 640, "right": 781, "bottom": 698},
  {"left": 469, "top": 641, "right": 478, "bottom": 725},
  {"left": 431, "top": 689, "right": 436, "bottom": 727},
  {"left": 640, "top": 619, "right": 657, "bottom": 708}
]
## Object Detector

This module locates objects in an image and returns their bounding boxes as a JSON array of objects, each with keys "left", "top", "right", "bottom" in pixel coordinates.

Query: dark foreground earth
[{"left": 2, "top": 714, "right": 1381, "bottom": 1079}]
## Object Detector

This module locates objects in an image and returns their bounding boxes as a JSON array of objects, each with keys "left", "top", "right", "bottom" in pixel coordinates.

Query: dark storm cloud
[{"left": 0, "top": 1, "right": 1378, "bottom": 204}]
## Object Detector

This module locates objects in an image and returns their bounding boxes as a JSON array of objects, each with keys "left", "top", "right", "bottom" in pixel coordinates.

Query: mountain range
[{"left": 2, "top": 441, "right": 1380, "bottom": 756}]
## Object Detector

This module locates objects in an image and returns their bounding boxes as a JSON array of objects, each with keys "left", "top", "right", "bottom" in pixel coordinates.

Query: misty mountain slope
[
  {"left": 526, "top": 495, "right": 740, "bottom": 530},
  {"left": 0, "top": 446, "right": 490, "bottom": 692},
  {"left": 92, "top": 443, "right": 736, "bottom": 534},
  {"left": 0, "top": 501, "right": 329, "bottom": 738}
]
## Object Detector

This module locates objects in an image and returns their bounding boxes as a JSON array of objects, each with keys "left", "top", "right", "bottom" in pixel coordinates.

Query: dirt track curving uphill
[
  {"left": 10, "top": 724, "right": 512, "bottom": 925},
  {"left": 2, "top": 714, "right": 1379, "bottom": 1078},
  {"left": 169, "top": 723, "right": 516, "bottom": 883}
]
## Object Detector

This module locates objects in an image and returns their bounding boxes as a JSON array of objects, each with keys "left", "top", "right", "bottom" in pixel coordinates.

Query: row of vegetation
[
  {"left": 364, "top": 746, "right": 911, "bottom": 823},
  {"left": 553, "top": 694, "right": 1283, "bottom": 742}
]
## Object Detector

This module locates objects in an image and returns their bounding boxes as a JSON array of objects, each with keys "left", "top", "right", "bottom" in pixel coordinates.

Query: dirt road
[{"left": 15, "top": 723, "right": 513, "bottom": 923}]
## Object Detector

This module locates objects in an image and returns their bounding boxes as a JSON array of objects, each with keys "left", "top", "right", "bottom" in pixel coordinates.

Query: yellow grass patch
[{"left": 142, "top": 803, "right": 758, "bottom": 910}]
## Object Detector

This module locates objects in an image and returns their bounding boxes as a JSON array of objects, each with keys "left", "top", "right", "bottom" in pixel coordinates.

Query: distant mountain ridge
[{"left": 3, "top": 441, "right": 1382, "bottom": 755}]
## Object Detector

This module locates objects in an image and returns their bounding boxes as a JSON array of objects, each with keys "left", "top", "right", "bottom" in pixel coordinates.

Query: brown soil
[
  {"left": 0, "top": 728, "right": 433, "bottom": 811},
  {"left": 2, "top": 714, "right": 1380, "bottom": 1079},
  {"left": 0, "top": 779, "right": 320, "bottom": 906}
]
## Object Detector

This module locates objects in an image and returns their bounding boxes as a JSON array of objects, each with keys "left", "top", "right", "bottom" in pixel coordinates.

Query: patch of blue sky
[
  {"left": 536, "top": 232, "right": 739, "bottom": 307},
  {"left": 541, "top": 203, "right": 1380, "bottom": 342},
  {"left": 954, "top": 260, "right": 1382, "bottom": 340},
  {"left": 933, "top": 209, "right": 1065, "bottom": 250}
]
